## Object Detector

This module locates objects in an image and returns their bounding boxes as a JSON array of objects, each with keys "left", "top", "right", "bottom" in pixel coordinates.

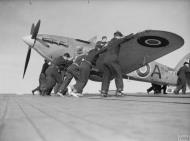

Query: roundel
[
  {"left": 136, "top": 64, "right": 150, "bottom": 77},
  {"left": 137, "top": 36, "right": 169, "bottom": 48}
]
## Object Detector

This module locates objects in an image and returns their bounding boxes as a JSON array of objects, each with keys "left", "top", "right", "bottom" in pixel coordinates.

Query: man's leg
[
  {"left": 111, "top": 62, "right": 124, "bottom": 96},
  {"left": 154, "top": 85, "right": 161, "bottom": 94},
  {"left": 54, "top": 84, "right": 60, "bottom": 94},
  {"left": 73, "top": 63, "right": 91, "bottom": 94},
  {"left": 174, "top": 78, "right": 183, "bottom": 94},
  {"left": 101, "top": 65, "right": 111, "bottom": 97},
  {"left": 162, "top": 85, "right": 167, "bottom": 94},
  {"left": 58, "top": 72, "right": 73, "bottom": 95},
  {"left": 38, "top": 73, "right": 46, "bottom": 95},
  {"left": 181, "top": 79, "right": 187, "bottom": 94},
  {"left": 147, "top": 84, "right": 154, "bottom": 94},
  {"left": 32, "top": 86, "right": 40, "bottom": 95},
  {"left": 147, "top": 87, "right": 153, "bottom": 93}
]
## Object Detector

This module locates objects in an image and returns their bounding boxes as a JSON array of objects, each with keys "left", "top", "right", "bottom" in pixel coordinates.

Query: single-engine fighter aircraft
[
  {"left": 22, "top": 20, "right": 185, "bottom": 92},
  {"left": 22, "top": 20, "right": 96, "bottom": 78}
]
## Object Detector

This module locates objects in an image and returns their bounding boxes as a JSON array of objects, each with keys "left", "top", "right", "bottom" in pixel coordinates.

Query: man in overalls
[
  {"left": 56, "top": 48, "right": 85, "bottom": 96},
  {"left": 95, "top": 36, "right": 108, "bottom": 49},
  {"left": 174, "top": 62, "right": 190, "bottom": 94},
  {"left": 70, "top": 46, "right": 107, "bottom": 97},
  {"left": 32, "top": 59, "right": 49, "bottom": 95},
  {"left": 101, "top": 31, "right": 134, "bottom": 97},
  {"left": 40, "top": 62, "right": 63, "bottom": 96}
]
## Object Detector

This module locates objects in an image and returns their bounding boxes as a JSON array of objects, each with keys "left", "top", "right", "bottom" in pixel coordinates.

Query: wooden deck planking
[{"left": 0, "top": 94, "right": 190, "bottom": 141}]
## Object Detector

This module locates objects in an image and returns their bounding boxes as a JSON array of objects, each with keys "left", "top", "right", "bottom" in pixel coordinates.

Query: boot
[
  {"left": 100, "top": 90, "right": 108, "bottom": 97},
  {"left": 32, "top": 90, "right": 35, "bottom": 95},
  {"left": 116, "top": 90, "right": 124, "bottom": 97}
]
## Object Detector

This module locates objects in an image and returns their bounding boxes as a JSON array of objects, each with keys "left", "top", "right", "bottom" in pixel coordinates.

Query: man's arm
[
  {"left": 97, "top": 47, "right": 107, "bottom": 54},
  {"left": 119, "top": 33, "right": 134, "bottom": 45}
]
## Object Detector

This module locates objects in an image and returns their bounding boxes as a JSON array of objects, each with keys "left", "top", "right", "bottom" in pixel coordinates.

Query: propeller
[
  {"left": 30, "top": 23, "right": 35, "bottom": 35},
  {"left": 23, "top": 20, "right": 41, "bottom": 78},
  {"left": 32, "top": 20, "right": 40, "bottom": 40},
  {"left": 23, "top": 47, "right": 31, "bottom": 78}
]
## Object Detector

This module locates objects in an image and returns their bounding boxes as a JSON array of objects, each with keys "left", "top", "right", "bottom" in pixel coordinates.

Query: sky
[{"left": 0, "top": 0, "right": 190, "bottom": 94}]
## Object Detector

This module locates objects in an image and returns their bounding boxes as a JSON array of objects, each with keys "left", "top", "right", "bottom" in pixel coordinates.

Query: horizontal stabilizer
[{"left": 174, "top": 53, "right": 190, "bottom": 70}]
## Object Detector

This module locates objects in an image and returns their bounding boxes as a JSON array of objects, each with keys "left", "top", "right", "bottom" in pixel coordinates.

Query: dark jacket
[
  {"left": 85, "top": 48, "right": 107, "bottom": 65},
  {"left": 42, "top": 65, "right": 62, "bottom": 90},
  {"left": 67, "top": 55, "right": 85, "bottom": 74},
  {"left": 107, "top": 34, "right": 134, "bottom": 55},
  {"left": 53, "top": 56, "right": 72, "bottom": 71},
  {"left": 103, "top": 34, "right": 133, "bottom": 64},
  {"left": 95, "top": 41, "right": 107, "bottom": 49},
  {"left": 177, "top": 65, "right": 190, "bottom": 78},
  {"left": 41, "top": 62, "right": 49, "bottom": 74},
  {"left": 53, "top": 56, "right": 67, "bottom": 66},
  {"left": 73, "top": 54, "right": 86, "bottom": 66}
]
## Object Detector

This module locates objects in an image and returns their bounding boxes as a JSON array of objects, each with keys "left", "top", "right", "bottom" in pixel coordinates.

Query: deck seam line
[
  {"left": 0, "top": 96, "right": 9, "bottom": 139},
  {"left": 25, "top": 98, "right": 131, "bottom": 137},
  {"left": 14, "top": 97, "right": 47, "bottom": 141},
  {"left": 18, "top": 97, "right": 99, "bottom": 141}
]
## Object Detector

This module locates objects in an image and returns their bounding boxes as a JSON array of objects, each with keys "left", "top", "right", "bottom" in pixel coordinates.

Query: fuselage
[
  {"left": 126, "top": 62, "right": 177, "bottom": 86},
  {"left": 23, "top": 34, "right": 95, "bottom": 61}
]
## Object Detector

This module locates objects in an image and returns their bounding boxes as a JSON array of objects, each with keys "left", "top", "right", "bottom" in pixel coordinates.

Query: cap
[
  {"left": 63, "top": 53, "right": 70, "bottom": 58},
  {"left": 184, "top": 62, "right": 189, "bottom": 65},
  {"left": 102, "top": 36, "right": 107, "bottom": 40},
  {"left": 114, "top": 31, "right": 123, "bottom": 37}
]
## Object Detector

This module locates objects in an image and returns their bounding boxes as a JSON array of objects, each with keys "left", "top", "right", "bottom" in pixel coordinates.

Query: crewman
[
  {"left": 53, "top": 53, "right": 72, "bottom": 74},
  {"left": 147, "top": 84, "right": 167, "bottom": 94},
  {"left": 95, "top": 36, "right": 108, "bottom": 49},
  {"left": 53, "top": 53, "right": 73, "bottom": 93},
  {"left": 70, "top": 46, "right": 107, "bottom": 97},
  {"left": 56, "top": 48, "right": 85, "bottom": 96},
  {"left": 100, "top": 31, "right": 134, "bottom": 97},
  {"left": 40, "top": 62, "right": 63, "bottom": 96},
  {"left": 147, "top": 83, "right": 162, "bottom": 94},
  {"left": 174, "top": 62, "right": 190, "bottom": 94},
  {"left": 32, "top": 59, "right": 49, "bottom": 95}
]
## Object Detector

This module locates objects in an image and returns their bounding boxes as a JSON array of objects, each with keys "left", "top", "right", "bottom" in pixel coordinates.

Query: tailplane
[{"left": 174, "top": 53, "right": 190, "bottom": 70}]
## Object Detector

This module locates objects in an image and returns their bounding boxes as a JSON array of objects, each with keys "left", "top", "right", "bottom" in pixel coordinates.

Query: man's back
[
  {"left": 177, "top": 66, "right": 189, "bottom": 78},
  {"left": 44, "top": 65, "right": 62, "bottom": 88}
]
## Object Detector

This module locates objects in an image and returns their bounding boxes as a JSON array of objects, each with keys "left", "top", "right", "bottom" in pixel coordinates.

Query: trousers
[
  {"left": 73, "top": 61, "right": 91, "bottom": 93},
  {"left": 101, "top": 60, "right": 123, "bottom": 93},
  {"left": 58, "top": 64, "right": 80, "bottom": 93}
]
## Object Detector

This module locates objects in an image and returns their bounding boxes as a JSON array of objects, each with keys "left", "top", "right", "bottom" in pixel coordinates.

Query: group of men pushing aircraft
[{"left": 32, "top": 31, "right": 190, "bottom": 97}]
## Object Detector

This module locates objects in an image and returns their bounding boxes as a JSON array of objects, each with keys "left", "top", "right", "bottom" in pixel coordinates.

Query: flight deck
[{"left": 0, "top": 93, "right": 190, "bottom": 141}]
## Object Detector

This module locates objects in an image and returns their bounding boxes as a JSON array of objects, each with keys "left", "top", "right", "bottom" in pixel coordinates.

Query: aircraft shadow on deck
[
  {"left": 87, "top": 96, "right": 190, "bottom": 105},
  {"left": 81, "top": 93, "right": 190, "bottom": 105}
]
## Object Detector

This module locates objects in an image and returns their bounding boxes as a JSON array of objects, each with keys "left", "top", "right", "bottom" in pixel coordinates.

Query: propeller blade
[
  {"left": 30, "top": 23, "right": 35, "bottom": 35},
  {"left": 32, "top": 19, "right": 40, "bottom": 39},
  {"left": 23, "top": 47, "right": 31, "bottom": 78}
]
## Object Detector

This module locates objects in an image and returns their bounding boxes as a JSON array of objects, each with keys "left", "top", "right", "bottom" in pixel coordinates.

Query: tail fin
[
  {"left": 88, "top": 36, "right": 97, "bottom": 44},
  {"left": 174, "top": 53, "right": 190, "bottom": 70}
]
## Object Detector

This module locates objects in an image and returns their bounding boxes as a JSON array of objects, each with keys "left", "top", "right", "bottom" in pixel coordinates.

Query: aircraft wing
[{"left": 117, "top": 30, "right": 184, "bottom": 73}]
